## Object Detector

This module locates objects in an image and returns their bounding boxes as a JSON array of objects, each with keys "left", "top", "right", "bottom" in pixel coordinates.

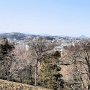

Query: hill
[{"left": 0, "top": 32, "right": 81, "bottom": 41}]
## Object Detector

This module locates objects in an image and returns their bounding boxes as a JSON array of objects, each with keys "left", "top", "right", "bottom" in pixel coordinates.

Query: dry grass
[{"left": 0, "top": 79, "right": 51, "bottom": 90}]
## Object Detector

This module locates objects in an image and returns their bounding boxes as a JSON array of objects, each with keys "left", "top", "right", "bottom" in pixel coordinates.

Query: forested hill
[{"left": 0, "top": 32, "right": 86, "bottom": 41}]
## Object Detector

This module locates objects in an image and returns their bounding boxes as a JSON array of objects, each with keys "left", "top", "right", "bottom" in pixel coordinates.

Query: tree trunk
[{"left": 35, "top": 64, "right": 37, "bottom": 86}]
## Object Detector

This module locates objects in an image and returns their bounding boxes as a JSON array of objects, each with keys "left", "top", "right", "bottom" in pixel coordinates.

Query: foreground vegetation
[
  {"left": 0, "top": 79, "right": 51, "bottom": 90},
  {"left": 0, "top": 37, "right": 90, "bottom": 90}
]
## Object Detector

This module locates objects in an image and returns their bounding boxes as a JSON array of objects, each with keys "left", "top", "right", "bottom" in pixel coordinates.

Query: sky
[{"left": 0, "top": 0, "right": 90, "bottom": 37}]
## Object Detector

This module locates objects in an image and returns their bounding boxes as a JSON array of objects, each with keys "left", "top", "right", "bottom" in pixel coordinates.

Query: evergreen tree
[
  {"left": 40, "top": 51, "right": 64, "bottom": 90},
  {"left": 0, "top": 38, "right": 14, "bottom": 80}
]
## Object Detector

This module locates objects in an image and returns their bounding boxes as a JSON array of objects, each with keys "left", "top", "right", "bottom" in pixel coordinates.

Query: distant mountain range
[
  {"left": 0, "top": 32, "right": 55, "bottom": 40},
  {"left": 79, "top": 35, "right": 88, "bottom": 39},
  {"left": 0, "top": 32, "right": 88, "bottom": 40}
]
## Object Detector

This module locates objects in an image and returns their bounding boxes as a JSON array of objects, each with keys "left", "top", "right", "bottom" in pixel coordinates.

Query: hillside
[
  {"left": 0, "top": 32, "right": 81, "bottom": 41},
  {"left": 0, "top": 36, "right": 90, "bottom": 90},
  {"left": 0, "top": 79, "right": 51, "bottom": 90}
]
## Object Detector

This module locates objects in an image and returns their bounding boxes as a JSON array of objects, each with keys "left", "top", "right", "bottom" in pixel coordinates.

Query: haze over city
[{"left": 0, "top": 0, "right": 90, "bottom": 37}]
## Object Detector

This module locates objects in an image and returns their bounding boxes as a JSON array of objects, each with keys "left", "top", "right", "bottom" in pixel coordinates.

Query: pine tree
[
  {"left": 0, "top": 38, "right": 14, "bottom": 80},
  {"left": 40, "top": 51, "right": 64, "bottom": 90}
]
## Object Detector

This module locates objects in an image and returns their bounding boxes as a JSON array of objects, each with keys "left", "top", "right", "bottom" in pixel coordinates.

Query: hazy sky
[{"left": 0, "top": 0, "right": 90, "bottom": 37}]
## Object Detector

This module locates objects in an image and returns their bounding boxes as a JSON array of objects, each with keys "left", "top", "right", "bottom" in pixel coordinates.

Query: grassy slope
[{"left": 0, "top": 79, "right": 51, "bottom": 90}]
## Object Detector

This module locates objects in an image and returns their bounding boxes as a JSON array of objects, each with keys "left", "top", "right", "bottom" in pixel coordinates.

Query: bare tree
[
  {"left": 61, "top": 43, "right": 88, "bottom": 90},
  {"left": 65, "top": 41, "right": 90, "bottom": 90},
  {"left": 80, "top": 41, "right": 90, "bottom": 90},
  {"left": 28, "top": 38, "right": 56, "bottom": 86}
]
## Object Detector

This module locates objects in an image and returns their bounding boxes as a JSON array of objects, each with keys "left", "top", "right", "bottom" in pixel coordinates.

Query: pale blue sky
[{"left": 0, "top": 0, "right": 90, "bottom": 37}]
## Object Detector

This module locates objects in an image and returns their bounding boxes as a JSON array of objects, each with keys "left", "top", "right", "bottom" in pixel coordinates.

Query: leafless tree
[
  {"left": 61, "top": 43, "right": 89, "bottom": 90},
  {"left": 28, "top": 38, "right": 56, "bottom": 86},
  {"left": 80, "top": 40, "right": 90, "bottom": 90}
]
